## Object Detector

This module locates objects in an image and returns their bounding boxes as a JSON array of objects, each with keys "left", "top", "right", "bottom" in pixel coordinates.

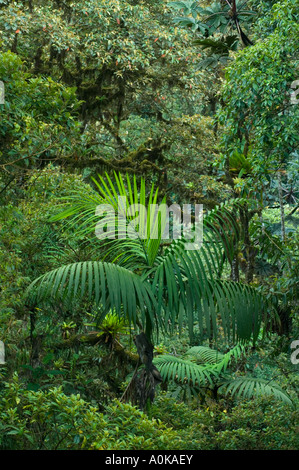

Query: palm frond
[
  {"left": 150, "top": 240, "right": 264, "bottom": 342},
  {"left": 219, "top": 377, "right": 294, "bottom": 406},
  {"left": 154, "top": 348, "right": 294, "bottom": 407},
  {"left": 193, "top": 35, "right": 239, "bottom": 55},
  {"left": 153, "top": 354, "right": 220, "bottom": 387},
  {"left": 26, "top": 261, "right": 157, "bottom": 332},
  {"left": 186, "top": 343, "right": 247, "bottom": 369},
  {"left": 154, "top": 343, "right": 245, "bottom": 387},
  {"left": 185, "top": 345, "right": 225, "bottom": 364},
  {"left": 50, "top": 172, "right": 166, "bottom": 268}
]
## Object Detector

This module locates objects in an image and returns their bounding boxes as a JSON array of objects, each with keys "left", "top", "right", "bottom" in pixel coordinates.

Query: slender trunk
[
  {"left": 230, "top": 254, "right": 240, "bottom": 282},
  {"left": 121, "top": 333, "right": 162, "bottom": 410}
]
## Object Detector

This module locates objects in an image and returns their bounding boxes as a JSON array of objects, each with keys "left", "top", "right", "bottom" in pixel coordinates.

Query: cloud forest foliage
[{"left": 0, "top": 0, "right": 298, "bottom": 451}]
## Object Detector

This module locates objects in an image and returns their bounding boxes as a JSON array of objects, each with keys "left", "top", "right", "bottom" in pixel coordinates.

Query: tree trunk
[
  {"left": 121, "top": 333, "right": 162, "bottom": 410},
  {"left": 230, "top": 254, "right": 240, "bottom": 282}
]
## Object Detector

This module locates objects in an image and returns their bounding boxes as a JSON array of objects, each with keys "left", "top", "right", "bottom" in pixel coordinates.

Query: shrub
[
  {"left": 151, "top": 392, "right": 299, "bottom": 450},
  {"left": 0, "top": 374, "right": 183, "bottom": 450}
]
